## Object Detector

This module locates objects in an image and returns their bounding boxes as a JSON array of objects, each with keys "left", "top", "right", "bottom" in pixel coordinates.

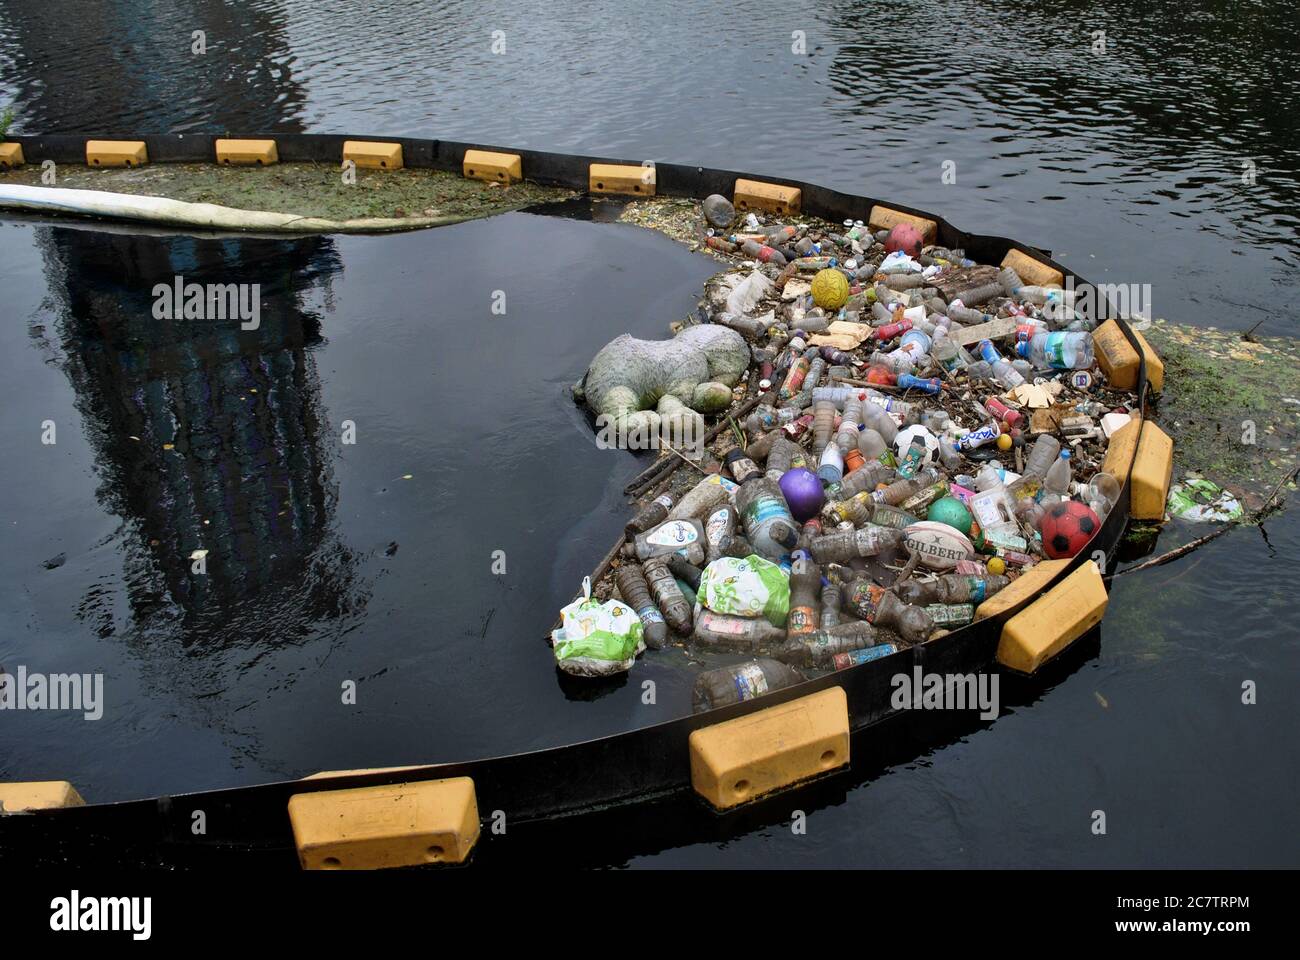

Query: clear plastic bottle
[
  {"left": 841, "top": 579, "right": 934, "bottom": 645},
  {"left": 765, "top": 436, "right": 800, "bottom": 482},
  {"left": 737, "top": 238, "right": 787, "bottom": 266},
  {"left": 669, "top": 478, "right": 732, "bottom": 522},
  {"left": 615, "top": 564, "right": 670, "bottom": 649},
  {"left": 977, "top": 340, "right": 1026, "bottom": 389},
  {"left": 691, "top": 610, "right": 787, "bottom": 654},
  {"left": 820, "top": 579, "right": 842, "bottom": 628},
  {"left": 1022, "top": 434, "right": 1062, "bottom": 480},
  {"left": 787, "top": 556, "right": 822, "bottom": 637},
  {"left": 812, "top": 400, "right": 837, "bottom": 454},
  {"left": 629, "top": 518, "right": 707, "bottom": 564},
  {"left": 643, "top": 557, "right": 693, "bottom": 634},
  {"left": 873, "top": 466, "right": 941, "bottom": 506},
  {"left": 836, "top": 395, "right": 865, "bottom": 453},
  {"left": 893, "top": 574, "right": 1010, "bottom": 606},
  {"left": 1017, "top": 332, "right": 1096, "bottom": 370},
  {"left": 1043, "top": 449, "right": 1073, "bottom": 497},
  {"left": 809, "top": 526, "right": 902, "bottom": 564},
  {"left": 626, "top": 494, "right": 673, "bottom": 536},
  {"left": 859, "top": 398, "right": 899, "bottom": 445},
  {"left": 734, "top": 476, "right": 800, "bottom": 561},
  {"left": 691, "top": 659, "right": 805, "bottom": 713},
  {"left": 776, "top": 620, "right": 878, "bottom": 668}
]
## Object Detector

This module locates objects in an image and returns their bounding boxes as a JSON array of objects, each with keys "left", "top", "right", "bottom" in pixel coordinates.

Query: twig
[{"left": 1110, "top": 466, "right": 1298, "bottom": 579}]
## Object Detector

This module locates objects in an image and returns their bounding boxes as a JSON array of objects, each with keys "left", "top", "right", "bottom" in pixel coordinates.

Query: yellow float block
[
  {"left": 589, "top": 162, "right": 655, "bottom": 196},
  {"left": 733, "top": 178, "right": 801, "bottom": 216},
  {"left": 288, "top": 777, "right": 479, "bottom": 870},
  {"left": 1092, "top": 318, "right": 1164, "bottom": 393},
  {"left": 1001, "top": 247, "right": 1064, "bottom": 289},
  {"left": 215, "top": 138, "right": 278, "bottom": 165},
  {"left": 0, "top": 781, "right": 85, "bottom": 812},
  {"left": 342, "top": 140, "right": 403, "bottom": 170},
  {"left": 86, "top": 139, "right": 148, "bottom": 167},
  {"left": 1131, "top": 421, "right": 1174, "bottom": 521},
  {"left": 689, "top": 687, "right": 848, "bottom": 810},
  {"left": 1101, "top": 416, "right": 1142, "bottom": 481},
  {"left": 975, "top": 558, "right": 1071, "bottom": 623},
  {"left": 996, "top": 561, "right": 1108, "bottom": 674},
  {"left": 463, "top": 149, "right": 522, "bottom": 183},
  {"left": 867, "top": 204, "right": 938, "bottom": 245},
  {"left": 0, "top": 142, "right": 24, "bottom": 169}
]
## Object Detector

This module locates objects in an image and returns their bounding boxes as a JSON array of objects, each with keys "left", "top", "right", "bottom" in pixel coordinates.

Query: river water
[{"left": 0, "top": 0, "right": 1296, "bottom": 867}]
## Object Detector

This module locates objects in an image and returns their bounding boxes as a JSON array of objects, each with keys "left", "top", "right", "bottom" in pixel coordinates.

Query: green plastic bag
[
  {"left": 696, "top": 554, "right": 790, "bottom": 627},
  {"left": 551, "top": 577, "right": 644, "bottom": 677},
  {"left": 1167, "top": 477, "right": 1244, "bottom": 523}
]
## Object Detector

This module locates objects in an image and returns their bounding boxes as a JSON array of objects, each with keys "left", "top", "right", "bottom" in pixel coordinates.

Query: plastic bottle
[
  {"left": 776, "top": 620, "right": 879, "bottom": 668},
  {"left": 836, "top": 395, "right": 865, "bottom": 453},
  {"left": 702, "top": 194, "right": 735, "bottom": 229},
  {"left": 859, "top": 399, "right": 899, "bottom": 445},
  {"left": 668, "top": 478, "right": 732, "bottom": 523},
  {"left": 976, "top": 340, "right": 1026, "bottom": 389},
  {"left": 734, "top": 476, "right": 800, "bottom": 561},
  {"left": 764, "top": 436, "right": 799, "bottom": 481},
  {"left": 830, "top": 644, "right": 899, "bottom": 670},
  {"left": 629, "top": 518, "right": 706, "bottom": 564},
  {"left": 892, "top": 574, "right": 1010, "bottom": 607},
  {"left": 897, "top": 373, "right": 942, "bottom": 395},
  {"left": 820, "top": 580, "right": 842, "bottom": 628},
  {"left": 841, "top": 580, "right": 934, "bottom": 644},
  {"left": 643, "top": 557, "right": 693, "bottom": 634},
  {"left": 1022, "top": 434, "right": 1062, "bottom": 480},
  {"left": 667, "top": 555, "right": 704, "bottom": 592},
  {"left": 984, "top": 396, "right": 1023, "bottom": 428},
  {"left": 873, "top": 466, "right": 941, "bottom": 506},
  {"left": 1017, "top": 332, "right": 1096, "bottom": 370},
  {"left": 818, "top": 443, "right": 844, "bottom": 485},
  {"left": 787, "top": 556, "right": 822, "bottom": 637},
  {"left": 703, "top": 504, "right": 742, "bottom": 562},
  {"left": 812, "top": 400, "right": 837, "bottom": 454},
  {"left": 691, "top": 659, "right": 806, "bottom": 713},
  {"left": 956, "top": 423, "right": 1001, "bottom": 452},
  {"left": 691, "top": 610, "right": 787, "bottom": 653},
  {"left": 824, "top": 493, "right": 917, "bottom": 530},
  {"left": 779, "top": 357, "right": 810, "bottom": 399},
  {"left": 737, "top": 238, "right": 787, "bottom": 266},
  {"left": 615, "top": 564, "right": 669, "bottom": 650},
  {"left": 805, "top": 356, "right": 827, "bottom": 392},
  {"left": 810, "top": 526, "right": 902, "bottom": 564},
  {"left": 830, "top": 460, "right": 896, "bottom": 502},
  {"left": 1043, "top": 449, "right": 1073, "bottom": 497},
  {"left": 626, "top": 494, "right": 673, "bottom": 536}
]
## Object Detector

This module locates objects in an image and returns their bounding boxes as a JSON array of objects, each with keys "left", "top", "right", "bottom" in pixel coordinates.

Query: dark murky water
[{"left": 0, "top": 0, "right": 1297, "bottom": 867}]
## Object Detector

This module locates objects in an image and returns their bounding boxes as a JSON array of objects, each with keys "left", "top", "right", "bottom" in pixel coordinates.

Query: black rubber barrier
[{"left": 0, "top": 133, "right": 1150, "bottom": 866}]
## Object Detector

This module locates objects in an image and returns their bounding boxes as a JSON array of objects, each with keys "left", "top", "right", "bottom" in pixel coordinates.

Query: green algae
[
  {"left": 1144, "top": 320, "right": 1300, "bottom": 509},
  {"left": 0, "top": 161, "right": 574, "bottom": 223}
]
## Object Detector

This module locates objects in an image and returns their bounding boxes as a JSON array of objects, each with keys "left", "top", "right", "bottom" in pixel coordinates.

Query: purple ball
[{"left": 779, "top": 467, "right": 825, "bottom": 522}]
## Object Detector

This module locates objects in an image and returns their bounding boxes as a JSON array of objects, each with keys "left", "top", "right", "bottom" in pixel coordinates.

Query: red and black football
[{"left": 1040, "top": 500, "right": 1101, "bottom": 559}]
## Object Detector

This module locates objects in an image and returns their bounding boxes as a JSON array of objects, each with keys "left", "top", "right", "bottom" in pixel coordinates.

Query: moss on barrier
[{"left": 0, "top": 162, "right": 575, "bottom": 223}]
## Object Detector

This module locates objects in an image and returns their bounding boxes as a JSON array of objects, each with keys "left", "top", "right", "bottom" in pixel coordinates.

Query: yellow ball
[
  {"left": 987, "top": 557, "right": 1006, "bottom": 576},
  {"left": 996, "top": 433, "right": 1013, "bottom": 451},
  {"left": 811, "top": 268, "right": 850, "bottom": 310}
]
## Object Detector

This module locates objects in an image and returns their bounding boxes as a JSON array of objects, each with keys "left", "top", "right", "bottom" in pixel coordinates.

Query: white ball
[{"left": 895, "top": 424, "right": 939, "bottom": 467}]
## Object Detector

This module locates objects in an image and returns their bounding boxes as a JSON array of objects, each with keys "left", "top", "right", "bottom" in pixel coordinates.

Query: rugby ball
[{"left": 903, "top": 521, "right": 974, "bottom": 571}]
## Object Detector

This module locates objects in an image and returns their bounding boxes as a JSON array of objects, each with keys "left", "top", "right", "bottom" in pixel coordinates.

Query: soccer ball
[{"left": 1040, "top": 500, "right": 1101, "bottom": 558}]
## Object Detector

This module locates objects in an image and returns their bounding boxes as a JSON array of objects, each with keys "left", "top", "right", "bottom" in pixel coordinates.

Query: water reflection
[{"left": 30, "top": 226, "right": 365, "bottom": 651}]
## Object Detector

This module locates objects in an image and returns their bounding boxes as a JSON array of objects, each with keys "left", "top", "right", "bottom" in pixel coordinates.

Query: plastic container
[
  {"left": 734, "top": 476, "right": 800, "bottom": 561},
  {"left": 615, "top": 564, "right": 669, "bottom": 649}
]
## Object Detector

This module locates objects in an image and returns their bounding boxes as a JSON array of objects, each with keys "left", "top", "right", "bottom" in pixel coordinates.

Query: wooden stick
[{"left": 1110, "top": 466, "right": 1297, "bottom": 579}]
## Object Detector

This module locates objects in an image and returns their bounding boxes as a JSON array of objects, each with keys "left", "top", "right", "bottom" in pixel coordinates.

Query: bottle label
[
  {"left": 744, "top": 494, "right": 793, "bottom": 531},
  {"left": 832, "top": 643, "right": 898, "bottom": 670},
  {"left": 637, "top": 604, "right": 665, "bottom": 625},
  {"left": 925, "top": 603, "right": 975, "bottom": 627},
  {"left": 733, "top": 663, "right": 770, "bottom": 702},
  {"left": 646, "top": 520, "right": 700, "bottom": 548},
  {"left": 705, "top": 507, "right": 733, "bottom": 545},
  {"left": 701, "top": 612, "right": 747, "bottom": 635},
  {"left": 787, "top": 606, "right": 817, "bottom": 636}
]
